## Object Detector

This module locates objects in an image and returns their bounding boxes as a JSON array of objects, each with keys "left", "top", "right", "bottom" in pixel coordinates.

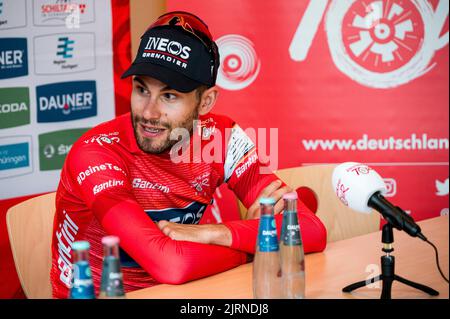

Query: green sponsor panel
[
  {"left": 0, "top": 87, "right": 30, "bottom": 129},
  {"left": 39, "top": 128, "right": 90, "bottom": 171}
]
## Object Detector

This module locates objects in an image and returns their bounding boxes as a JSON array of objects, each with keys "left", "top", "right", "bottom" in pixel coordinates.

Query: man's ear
[{"left": 198, "top": 86, "right": 219, "bottom": 116}]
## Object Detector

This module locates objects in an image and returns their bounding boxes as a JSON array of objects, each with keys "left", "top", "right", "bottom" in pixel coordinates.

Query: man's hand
[
  {"left": 157, "top": 221, "right": 232, "bottom": 247},
  {"left": 245, "top": 180, "right": 292, "bottom": 219}
]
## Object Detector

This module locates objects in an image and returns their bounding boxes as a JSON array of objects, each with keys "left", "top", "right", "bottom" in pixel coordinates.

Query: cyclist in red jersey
[{"left": 50, "top": 11, "right": 327, "bottom": 298}]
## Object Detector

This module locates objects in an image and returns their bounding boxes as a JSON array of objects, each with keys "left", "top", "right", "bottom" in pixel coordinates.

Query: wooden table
[{"left": 127, "top": 216, "right": 449, "bottom": 299}]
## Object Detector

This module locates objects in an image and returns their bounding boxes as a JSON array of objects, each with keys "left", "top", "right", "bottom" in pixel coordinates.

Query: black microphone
[{"left": 368, "top": 191, "right": 427, "bottom": 241}]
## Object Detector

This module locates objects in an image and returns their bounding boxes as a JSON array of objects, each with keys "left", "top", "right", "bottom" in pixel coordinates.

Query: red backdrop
[{"left": 168, "top": 0, "right": 449, "bottom": 223}]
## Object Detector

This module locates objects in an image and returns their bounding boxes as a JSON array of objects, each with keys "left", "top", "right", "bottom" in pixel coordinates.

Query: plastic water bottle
[
  {"left": 280, "top": 192, "right": 305, "bottom": 299},
  {"left": 69, "top": 241, "right": 95, "bottom": 299},
  {"left": 99, "top": 236, "right": 126, "bottom": 299},
  {"left": 253, "top": 197, "right": 282, "bottom": 299}
]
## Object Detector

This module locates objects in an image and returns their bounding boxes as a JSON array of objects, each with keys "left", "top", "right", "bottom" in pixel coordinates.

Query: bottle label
[
  {"left": 258, "top": 215, "right": 279, "bottom": 252},
  {"left": 100, "top": 256, "right": 125, "bottom": 297},
  {"left": 70, "top": 261, "right": 95, "bottom": 299},
  {"left": 281, "top": 211, "right": 302, "bottom": 246}
]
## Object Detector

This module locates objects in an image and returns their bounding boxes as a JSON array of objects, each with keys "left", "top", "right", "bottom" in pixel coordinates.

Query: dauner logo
[
  {"left": 0, "top": 38, "right": 28, "bottom": 79},
  {"left": 0, "top": 49, "right": 22, "bottom": 65},
  {"left": 39, "top": 92, "right": 93, "bottom": 111},
  {"left": 36, "top": 81, "right": 97, "bottom": 122}
]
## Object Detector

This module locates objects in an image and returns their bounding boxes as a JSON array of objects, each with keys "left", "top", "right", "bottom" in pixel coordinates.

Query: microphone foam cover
[{"left": 332, "top": 162, "right": 387, "bottom": 213}]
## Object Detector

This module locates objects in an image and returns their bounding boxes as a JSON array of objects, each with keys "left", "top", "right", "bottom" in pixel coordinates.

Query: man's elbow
[{"left": 149, "top": 257, "right": 194, "bottom": 285}]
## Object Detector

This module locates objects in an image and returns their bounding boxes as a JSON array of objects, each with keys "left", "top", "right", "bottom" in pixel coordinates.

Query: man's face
[{"left": 131, "top": 76, "right": 201, "bottom": 154}]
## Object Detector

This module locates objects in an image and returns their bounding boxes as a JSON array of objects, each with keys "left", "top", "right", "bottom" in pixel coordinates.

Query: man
[{"left": 50, "top": 11, "right": 327, "bottom": 298}]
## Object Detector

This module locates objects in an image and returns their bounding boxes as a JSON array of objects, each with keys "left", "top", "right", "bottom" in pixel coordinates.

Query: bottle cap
[
  {"left": 283, "top": 192, "right": 298, "bottom": 200},
  {"left": 102, "top": 235, "right": 120, "bottom": 246},
  {"left": 72, "top": 241, "right": 90, "bottom": 251},
  {"left": 259, "top": 197, "right": 276, "bottom": 205}
]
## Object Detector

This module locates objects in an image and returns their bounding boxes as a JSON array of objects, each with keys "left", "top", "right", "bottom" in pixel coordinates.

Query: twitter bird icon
[{"left": 436, "top": 178, "right": 449, "bottom": 196}]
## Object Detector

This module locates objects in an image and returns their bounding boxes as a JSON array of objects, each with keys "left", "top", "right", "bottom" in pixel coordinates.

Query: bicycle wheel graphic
[{"left": 326, "top": 0, "right": 436, "bottom": 89}]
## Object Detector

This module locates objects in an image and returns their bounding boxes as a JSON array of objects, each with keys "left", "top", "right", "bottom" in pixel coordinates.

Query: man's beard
[{"left": 131, "top": 107, "right": 199, "bottom": 154}]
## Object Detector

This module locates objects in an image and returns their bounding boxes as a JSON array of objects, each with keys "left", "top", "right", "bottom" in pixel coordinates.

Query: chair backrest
[
  {"left": 6, "top": 192, "right": 56, "bottom": 299},
  {"left": 238, "top": 165, "right": 380, "bottom": 242},
  {"left": 275, "top": 165, "right": 380, "bottom": 242}
]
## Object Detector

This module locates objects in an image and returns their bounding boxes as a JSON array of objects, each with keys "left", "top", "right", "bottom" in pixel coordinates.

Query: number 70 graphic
[{"left": 289, "top": 0, "right": 449, "bottom": 89}]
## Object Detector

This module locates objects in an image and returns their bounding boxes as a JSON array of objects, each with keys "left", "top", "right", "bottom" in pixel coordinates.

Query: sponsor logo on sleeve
[
  {"left": 0, "top": 38, "right": 28, "bottom": 79},
  {"left": 36, "top": 81, "right": 97, "bottom": 122},
  {"left": 0, "top": 87, "right": 30, "bottom": 129},
  {"left": 0, "top": 136, "right": 32, "bottom": 180},
  {"left": 38, "top": 128, "right": 89, "bottom": 171},
  {"left": 0, "top": 0, "right": 27, "bottom": 30},
  {"left": 33, "top": 0, "right": 94, "bottom": 26},
  {"left": 76, "top": 162, "right": 127, "bottom": 185},
  {"left": 34, "top": 33, "right": 95, "bottom": 74},
  {"left": 224, "top": 124, "right": 256, "bottom": 181},
  {"left": 92, "top": 179, "right": 124, "bottom": 195},
  {"left": 235, "top": 152, "right": 258, "bottom": 178}
]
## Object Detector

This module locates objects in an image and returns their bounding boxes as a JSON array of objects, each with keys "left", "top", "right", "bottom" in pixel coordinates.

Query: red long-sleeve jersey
[{"left": 50, "top": 112, "right": 327, "bottom": 298}]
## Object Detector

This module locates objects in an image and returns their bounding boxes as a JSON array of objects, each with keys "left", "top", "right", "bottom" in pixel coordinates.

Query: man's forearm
[
  {"left": 223, "top": 206, "right": 328, "bottom": 254},
  {"left": 204, "top": 224, "right": 233, "bottom": 246},
  {"left": 157, "top": 220, "right": 232, "bottom": 247}
]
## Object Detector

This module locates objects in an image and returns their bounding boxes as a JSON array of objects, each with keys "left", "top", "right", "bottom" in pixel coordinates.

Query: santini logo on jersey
[
  {"left": 235, "top": 152, "right": 258, "bottom": 178},
  {"left": 142, "top": 37, "right": 191, "bottom": 69},
  {"left": 132, "top": 178, "right": 170, "bottom": 193},
  {"left": 93, "top": 179, "right": 124, "bottom": 195}
]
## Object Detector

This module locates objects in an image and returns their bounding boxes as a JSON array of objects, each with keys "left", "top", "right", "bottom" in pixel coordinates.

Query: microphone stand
[{"left": 342, "top": 222, "right": 439, "bottom": 299}]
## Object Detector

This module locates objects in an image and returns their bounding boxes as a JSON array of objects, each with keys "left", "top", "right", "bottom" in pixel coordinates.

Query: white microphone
[{"left": 332, "top": 162, "right": 426, "bottom": 241}]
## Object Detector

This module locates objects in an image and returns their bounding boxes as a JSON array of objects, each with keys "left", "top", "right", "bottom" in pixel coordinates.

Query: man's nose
[{"left": 142, "top": 97, "right": 162, "bottom": 120}]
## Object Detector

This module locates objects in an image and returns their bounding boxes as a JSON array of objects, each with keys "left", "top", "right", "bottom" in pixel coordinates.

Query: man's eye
[
  {"left": 163, "top": 93, "right": 177, "bottom": 100},
  {"left": 136, "top": 85, "right": 148, "bottom": 94}
]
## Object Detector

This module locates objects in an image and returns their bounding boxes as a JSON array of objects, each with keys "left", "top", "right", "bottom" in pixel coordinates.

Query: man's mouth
[{"left": 140, "top": 124, "right": 167, "bottom": 138}]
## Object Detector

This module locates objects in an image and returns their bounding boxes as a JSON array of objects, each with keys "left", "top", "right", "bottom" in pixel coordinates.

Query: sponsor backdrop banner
[
  {"left": 169, "top": 0, "right": 449, "bottom": 223},
  {"left": 0, "top": 0, "right": 130, "bottom": 200},
  {"left": 0, "top": 0, "right": 131, "bottom": 298}
]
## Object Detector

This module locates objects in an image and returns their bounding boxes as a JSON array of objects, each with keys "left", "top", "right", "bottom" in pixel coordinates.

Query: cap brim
[{"left": 121, "top": 63, "right": 202, "bottom": 93}]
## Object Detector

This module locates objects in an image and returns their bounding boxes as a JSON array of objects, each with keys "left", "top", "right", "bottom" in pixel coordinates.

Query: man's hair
[{"left": 195, "top": 85, "right": 208, "bottom": 102}]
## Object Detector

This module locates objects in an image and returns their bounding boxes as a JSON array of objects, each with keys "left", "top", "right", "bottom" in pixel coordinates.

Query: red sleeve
[
  {"left": 220, "top": 120, "right": 327, "bottom": 254},
  {"left": 68, "top": 144, "right": 247, "bottom": 284},
  {"left": 223, "top": 200, "right": 327, "bottom": 254},
  {"left": 222, "top": 121, "right": 279, "bottom": 208}
]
